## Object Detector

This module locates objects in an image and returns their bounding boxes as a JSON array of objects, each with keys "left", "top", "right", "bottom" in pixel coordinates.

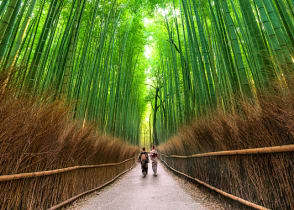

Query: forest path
[{"left": 67, "top": 162, "right": 226, "bottom": 210}]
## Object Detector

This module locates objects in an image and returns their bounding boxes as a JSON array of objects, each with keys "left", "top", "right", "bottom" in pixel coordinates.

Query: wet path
[{"left": 67, "top": 163, "right": 226, "bottom": 210}]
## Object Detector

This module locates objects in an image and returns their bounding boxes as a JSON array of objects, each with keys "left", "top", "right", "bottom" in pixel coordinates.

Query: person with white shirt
[{"left": 149, "top": 145, "right": 158, "bottom": 175}]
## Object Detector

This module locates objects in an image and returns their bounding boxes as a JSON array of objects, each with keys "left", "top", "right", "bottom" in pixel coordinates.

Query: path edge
[
  {"left": 159, "top": 158, "right": 269, "bottom": 210},
  {"left": 47, "top": 163, "right": 136, "bottom": 210}
]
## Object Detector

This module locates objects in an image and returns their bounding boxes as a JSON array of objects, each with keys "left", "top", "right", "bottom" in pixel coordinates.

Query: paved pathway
[{"left": 68, "top": 163, "right": 222, "bottom": 210}]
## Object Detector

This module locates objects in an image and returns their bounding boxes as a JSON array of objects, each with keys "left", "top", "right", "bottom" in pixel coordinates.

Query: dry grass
[
  {"left": 159, "top": 79, "right": 294, "bottom": 209},
  {"left": 0, "top": 86, "right": 138, "bottom": 209}
]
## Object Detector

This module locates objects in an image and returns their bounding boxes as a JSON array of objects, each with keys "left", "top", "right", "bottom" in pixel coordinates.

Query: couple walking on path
[{"left": 138, "top": 146, "right": 158, "bottom": 177}]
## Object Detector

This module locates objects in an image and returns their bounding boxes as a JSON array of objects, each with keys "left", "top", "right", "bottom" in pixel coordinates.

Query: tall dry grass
[
  {"left": 159, "top": 78, "right": 294, "bottom": 209},
  {"left": 0, "top": 81, "right": 138, "bottom": 209}
]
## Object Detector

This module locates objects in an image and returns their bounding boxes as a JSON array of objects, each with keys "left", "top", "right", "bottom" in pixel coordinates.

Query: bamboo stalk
[
  {"left": 0, "top": 157, "right": 134, "bottom": 182},
  {"left": 48, "top": 163, "right": 135, "bottom": 210},
  {"left": 160, "top": 144, "right": 294, "bottom": 159},
  {"left": 160, "top": 158, "right": 269, "bottom": 210}
]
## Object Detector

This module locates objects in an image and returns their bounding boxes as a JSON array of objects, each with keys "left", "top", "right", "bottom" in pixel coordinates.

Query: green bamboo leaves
[
  {"left": 149, "top": 0, "right": 294, "bottom": 143},
  {"left": 1, "top": 0, "right": 294, "bottom": 145},
  {"left": 0, "top": 0, "right": 147, "bottom": 144}
]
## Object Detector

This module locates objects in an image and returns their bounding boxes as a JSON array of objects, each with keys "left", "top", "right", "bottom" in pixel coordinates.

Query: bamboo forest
[{"left": 1, "top": 0, "right": 294, "bottom": 209}]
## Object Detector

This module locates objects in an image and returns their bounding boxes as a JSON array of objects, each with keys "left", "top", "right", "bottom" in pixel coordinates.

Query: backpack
[{"left": 141, "top": 153, "right": 147, "bottom": 162}]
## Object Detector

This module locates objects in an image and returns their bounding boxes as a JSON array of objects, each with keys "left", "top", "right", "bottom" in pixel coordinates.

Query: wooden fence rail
[
  {"left": 160, "top": 157, "right": 269, "bottom": 210},
  {"left": 160, "top": 144, "right": 294, "bottom": 159},
  {"left": 0, "top": 157, "right": 135, "bottom": 182},
  {"left": 159, "top": 144, "right": 294, "bottom": 210},
  {"left": 48, "top": 163, "right": 135, "bottom": 210}
]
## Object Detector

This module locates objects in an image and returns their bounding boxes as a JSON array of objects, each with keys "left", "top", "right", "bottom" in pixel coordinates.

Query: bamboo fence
[
  {"left": 158, "top": 144, "right": 294, "bottom": 209},
  {"left": 160, "top": 158, "right": 269, "bottom": 210},
  {"left": 48, "top": 164, "right": 135, "bottom": 210},
  {"left": 0, "top": 157, "right": 135, "bottom": 182},
  {"left": 160, "top": 144, "right": 294, "bottom": 158}
]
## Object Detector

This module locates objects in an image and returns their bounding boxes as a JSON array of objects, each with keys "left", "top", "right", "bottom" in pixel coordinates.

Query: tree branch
[
  {"left": 167, "top": 39, "right": 181, "bottom": 54},
  {"left": 144, "top": 83, "right": 157, "bottom": 89}
]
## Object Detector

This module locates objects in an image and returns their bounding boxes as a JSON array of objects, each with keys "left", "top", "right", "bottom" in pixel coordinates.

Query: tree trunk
[{"left": 153, "top": 87, "right": 160, "bottom": 146}]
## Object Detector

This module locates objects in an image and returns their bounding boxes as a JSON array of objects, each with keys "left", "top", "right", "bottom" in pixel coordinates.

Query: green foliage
[
  {"left": 1, "top": 0, "right": 294, "bottom": 145},
  {"left": 0, "top": 0, "right": 148, "bottom": 144},
  {"left": 145, "top": 0, "right": 294, "bottom": 143}
]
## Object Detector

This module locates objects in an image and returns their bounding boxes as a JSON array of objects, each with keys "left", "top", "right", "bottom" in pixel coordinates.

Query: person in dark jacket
[{"left": 138, "top": 147, "right": 149, "bottom": 176}]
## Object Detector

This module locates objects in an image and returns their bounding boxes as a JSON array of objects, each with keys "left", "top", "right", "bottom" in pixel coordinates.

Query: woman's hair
[{"left": 152, "top": 145, "right": 155, "bottom": 149}]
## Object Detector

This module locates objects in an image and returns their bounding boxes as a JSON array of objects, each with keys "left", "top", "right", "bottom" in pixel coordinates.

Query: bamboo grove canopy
[
  {"left": 1, "top": 0, "right": 294, "bottom": 144},
  {"left": 0, "top": 0, "right": 149, "bottom": 144},
  {"left": 146, "top": 0, "right": 294, "bottom": 143}
]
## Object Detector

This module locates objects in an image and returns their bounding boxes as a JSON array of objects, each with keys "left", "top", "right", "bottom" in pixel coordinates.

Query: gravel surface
[{"left": 66, "top": 162, "right": 232, "bottom": 210}]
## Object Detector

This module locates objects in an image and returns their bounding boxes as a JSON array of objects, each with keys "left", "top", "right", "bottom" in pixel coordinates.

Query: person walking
[
  {"left": 138, "top": 147, "right": 149, "bottom": 177},
  {"left": 149, "top": 145, "right": 158, "bottom": 175}
]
